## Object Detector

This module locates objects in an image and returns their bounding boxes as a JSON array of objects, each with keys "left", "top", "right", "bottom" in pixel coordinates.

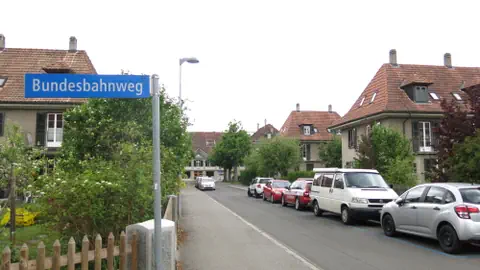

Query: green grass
[{"left": 0, "top": 224, "right": 61, "bottom": 259}]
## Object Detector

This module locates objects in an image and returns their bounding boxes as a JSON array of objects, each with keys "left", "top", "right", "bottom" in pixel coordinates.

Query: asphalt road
[{"left": 204, "top": 183, "right": 480, "bottom": 270}]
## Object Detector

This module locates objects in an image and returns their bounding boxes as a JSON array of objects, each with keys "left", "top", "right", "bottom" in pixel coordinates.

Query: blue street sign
[{"left": 24, "top": 74, "right": 150, "bottom": 98}]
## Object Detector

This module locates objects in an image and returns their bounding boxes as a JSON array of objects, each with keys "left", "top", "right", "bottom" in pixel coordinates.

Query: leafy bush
[
  {"left": 282, "top": 171, "right": 315, "bottom": 182},
  {"left": 239, "top": 169, "right": 257, "bottom": 186}
]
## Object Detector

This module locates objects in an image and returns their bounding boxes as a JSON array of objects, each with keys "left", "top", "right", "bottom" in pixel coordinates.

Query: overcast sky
[{"left": 2, "top": 0, "right": 480, "bottom": 133}]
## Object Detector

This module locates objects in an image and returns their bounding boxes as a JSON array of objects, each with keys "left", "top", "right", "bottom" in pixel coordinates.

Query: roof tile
[{"left": 280, "top": 111, "right": 341, "bottom": 141}]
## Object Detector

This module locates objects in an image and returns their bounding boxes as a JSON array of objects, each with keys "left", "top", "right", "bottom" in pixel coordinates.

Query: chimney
[
  {"left": 328, "top": 104, "right": 332, "bottom": 113},
  {"left": 0, "top": 34, "right": 5, "bottom": 51},
  {"left": 264, "top": 119, "right": 267, "bottom": 127},
  {"left": 389, "top": 49, "right": 397, "bottom": 66},
  {"left": 444, "top": 53, "right": 452, "bottom": 68},
  {"left": 257, "top": 123, "right": 260, "bottom": 130},
  {"left": 296, "top": 103, "right": 300, "bottom": 112},
  {"left": 69, "top": 36, "right": 77, "bottom": 52}
]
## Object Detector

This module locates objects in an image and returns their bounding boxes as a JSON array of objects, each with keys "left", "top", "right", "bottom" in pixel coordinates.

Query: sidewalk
[{"left": 179, "top": 186, "right": 317, "bottom": 270}]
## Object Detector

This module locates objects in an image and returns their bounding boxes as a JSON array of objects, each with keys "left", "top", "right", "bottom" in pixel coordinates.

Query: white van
[{"left": 310, "top": 168, "right": 398, "bottom": 225}]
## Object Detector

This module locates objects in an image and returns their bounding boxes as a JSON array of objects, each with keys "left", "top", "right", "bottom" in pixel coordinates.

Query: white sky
[{"left": 2, "top": 0, "right": 480, "bottom": 133}]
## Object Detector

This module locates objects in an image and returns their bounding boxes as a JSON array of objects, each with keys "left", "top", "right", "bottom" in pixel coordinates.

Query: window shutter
[
  {"left": 306, "top": 144, "right": 311, "bottom": 161},
  {"left": 412, "top": 121, "right": 419, "bottom": 152},
  {"left": 35, "top": 113, "right": 47, "bottom": 146}
]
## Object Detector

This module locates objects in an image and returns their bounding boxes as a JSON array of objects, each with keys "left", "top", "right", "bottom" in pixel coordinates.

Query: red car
[
  {"left": 263, "top": 180, "right": 291, "bottom": 203},
  {"left": 281, "top": 178, "right": 313, "bottom": 210}
]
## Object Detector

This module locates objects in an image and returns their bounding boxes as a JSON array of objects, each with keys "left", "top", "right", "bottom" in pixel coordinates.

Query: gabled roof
[
  {"left": 280, "top": 111, "right": 341, "bottom": 141},
  {"left": 251, "top": 124, "right": 279, "bottom": 142},
  {"left": 0, "top": 48, "right": 96, "bottom": 104},
  {"left": 190, "top": 132, "right": 223, "bottom": 155},
  {"left": 330, "top": 63, "right": 480, "bottom": 128}
]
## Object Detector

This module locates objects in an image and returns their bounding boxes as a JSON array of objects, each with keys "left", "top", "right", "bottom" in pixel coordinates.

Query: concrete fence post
[{"left": 168, "top": 195, "right": 178, "bottom": 222}]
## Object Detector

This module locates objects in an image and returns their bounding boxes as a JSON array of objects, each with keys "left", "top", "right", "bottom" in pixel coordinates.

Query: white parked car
[
  {"left": 310, "top": 168, "right": 398, "bottom": 225},
  {"left": 248, "top": 177, "right": 273, "bottom": 198},
  {"left": 198, "top": 177, "right": 216, "bottom": 191}
]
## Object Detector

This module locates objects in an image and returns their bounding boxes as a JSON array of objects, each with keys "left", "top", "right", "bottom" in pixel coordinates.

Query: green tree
[
  {"left": 256, "top": 136, "right": 301, "bottom": 177},
  {"left": 37, "top": 89, "right": 192, "bottom": 241},
  {"left": 210, "top": 121, "right": 251, "bottom": 181},
  {"left": 318, "top": 135, "right": 342, "bottom": 167},
  {"left": 355, "top": 125, "right": 416, "bottom": 186},
  {"left": 449, "top": 132, "right": 480, "bottom": 183}
]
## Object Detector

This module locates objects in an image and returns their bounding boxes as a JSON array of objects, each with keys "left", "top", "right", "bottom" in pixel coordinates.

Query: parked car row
[
  {"left": 195, "top": 176, "right": 216, "bottom": 191},
  {"left": 246, "top": 168, "right": 480, "bottom": 254}
]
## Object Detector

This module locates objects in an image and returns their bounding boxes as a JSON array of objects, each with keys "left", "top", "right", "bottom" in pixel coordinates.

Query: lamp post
[{"left": 179, "top": 57, "right": 199, "bottom": 107}]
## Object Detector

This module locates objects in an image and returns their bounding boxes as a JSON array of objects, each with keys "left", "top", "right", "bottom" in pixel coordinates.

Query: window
[
  {"left": 405, "top": 186, "right": 426, "bottom": 203},
  {"left": 267, "top": 133, "right": 272, "bottom": 139},
  {"left": 418, "top": 121, "right": 432, "bottom": 152},
  {"left": 0, "top": 112, "right": 3, "bottom": 137},
  {"left": 259, "top": 178, "right": 271, "bottom": 184},
  {"left": 460, "top": 188, "right": 480, "bottom": 204},
  {"left": 272, "top": 181, "right": 290, "bottom": 188},
  {"left": 301, "top": 144, "right": 310, "bottom": 160},
  {"left": 321, "top": 174, "right": 334, "bottom": 187},
  {"left": 206, "top": 139, "right": 215, "bottom": 146},
  {"left": 306, "top": 163, "right": 314, "bottom": 171},
  {"left": 348, "top": 128, "right": 357, "bottom": 149},
  {"left": 359, "top": 96, "right": 366, "bottom": 106},
  {"left": 345, "top": 161, "right": 353, "bottom": 168},
  {"left": 334, "top": 174, "right": 344, "bottom": 189},
  {"left": 366, "top": 125, "right": 371, "bottom": 137},
  {"left": 429, "top": 92, "right": 440, "bottom": 100},
  {"left": 46, "top": 113, "right": 63, "bottom": 147},
  {"left": 314, "top": 128, "right": 318, "bottom": 133},
  {"left": 194, "top": 160, "right": 203, "bottom": 167},
  {"left": 303, "top": 125, "right": 311, "bottom": 135},
  {"left": 452, "top": 92, "right": 462, "bottom": 101},
  {"left": 344, "top": 172, "right": 389, "bottom": 188},
  {"left": 0, "top": 77, "right": 7, "bottom": 87},
  {"left": 313, "top": 173, "right": 323, "bottom": 186},
  {"left": 425, "top": 187, "right": 446, "bottom": 204},
  {"left": 370, "top": 92, "right": 377, "bottom": 103},
  {"left": 445, "top": 191, "right": 456, "bottom": 204}
]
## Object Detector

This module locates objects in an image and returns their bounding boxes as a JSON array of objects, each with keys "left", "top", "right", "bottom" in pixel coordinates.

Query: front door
[
  {"left": 318, "top": 173, "right": 335, "bottom": 212},
  {"left": 396, "top": 186, "right": 427, "bottom": 232},
  {"left": 330, "top": 173, "right": 346, "bottom": 214}
]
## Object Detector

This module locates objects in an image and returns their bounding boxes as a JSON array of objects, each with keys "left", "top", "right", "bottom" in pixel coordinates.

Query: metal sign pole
[{"left": 152, "top": 74, "right": 162, "bottom": 270}]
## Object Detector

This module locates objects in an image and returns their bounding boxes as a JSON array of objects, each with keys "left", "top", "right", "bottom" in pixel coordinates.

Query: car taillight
[
  {"left": 303, "top": 191, "right": 309, "bottom": 197},
  {"left": 455, "top": 205, "right": 480, "bottom": 219},
  {"left": 257, "top": 184, "right": 261, "bottom": 188}
]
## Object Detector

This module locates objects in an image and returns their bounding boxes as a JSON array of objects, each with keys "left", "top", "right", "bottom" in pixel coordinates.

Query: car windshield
[
  {"left": 272, "top": 181, "right": 290, "bottom": 188},
  {"left": 259, "top": 178, "right": 271, "bottom": 184},
  {"left": 202, "top": 178, "right": 214, "bottom": 182},
  {"left": 344, "top": 172, "right": 389, "bottom": 188},
  {"left": 460, "top": 188, "right": 480, "bottom": 204}
]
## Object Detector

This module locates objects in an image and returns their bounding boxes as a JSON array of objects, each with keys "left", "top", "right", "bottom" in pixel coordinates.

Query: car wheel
[
  {"left": 247, "top": 189, "right": 252, "bottom": 197},
  {"left": 382, "top": 214, "right": 397, "bottom": 237},
  {"left": 341, "top": 206, "right": 354, "bottom": 225},
  {"left": 270, "top": 194, "right": 275, "bottom": 203},
  {"left": 295, "top": 197, "right": 302, "bottom": 211},
  {"left": 254, "top": 190, "right": 258, "bottom": 198},
  {"left": 263, "top": 192, "right": 267, "bottom": 201},
  {"left": 438, "top": 224, "right": 463, "bottom": 254},
  {"left": 313, "top": 201, "right": 322, "bottom": 217},
  {"left": 281, "top": 195, "right": 287, "bottom": 207}
]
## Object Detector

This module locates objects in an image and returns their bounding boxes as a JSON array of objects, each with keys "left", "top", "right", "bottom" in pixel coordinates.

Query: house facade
[
  {"left": 280, "top": 103, "right": 341, "bottom": 171},
  {"left": 0, "top": 35, "right": 96, "bottom": 154},
  {"left": 251, "top": 122, "right": 279, "bottom": 144},
  {"left": 329, "top": 49, "right": 480, "bottom": 182},
  {"left": 186, "top": 132, "right": 225, "bottom": 180}
]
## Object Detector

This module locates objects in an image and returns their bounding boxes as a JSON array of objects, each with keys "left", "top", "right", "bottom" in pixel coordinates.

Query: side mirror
[
  {"left": 286, "top": 186, "right": 291, "bottom": 190},
  {"left": 389, "top": 184, "right": 393, "bottom": 189},
  {"left": 395, "top": 197, "right": 404, "bottom": 205}
]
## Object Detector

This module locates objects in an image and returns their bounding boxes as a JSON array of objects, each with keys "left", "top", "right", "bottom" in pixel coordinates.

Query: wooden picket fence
[{"left": 1, "top": 231, "right": 137, "bottom": 270}]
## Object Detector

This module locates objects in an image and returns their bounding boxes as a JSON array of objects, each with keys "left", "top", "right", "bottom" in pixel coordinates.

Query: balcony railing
[{"left": 412, "top": 136, "right": 439, "bottom": 153}]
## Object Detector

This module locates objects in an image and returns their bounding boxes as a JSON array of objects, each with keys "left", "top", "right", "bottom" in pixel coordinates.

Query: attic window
[
  {"left": 0, "top": 77, "right": 7, "bottom": 87},
  {"left": 206, "top": 139, "right": 215, "bottom": 146},
  {"left": 370, "top": 92, "right": 377, "bottom": 103},
  {"left": 359, "top": 96, "right": 366, "bottom": 106},
  {"left": 452, "top": 92, "right": 462, "bottom": 101},
  {"left": 303, "top": 126, "right": 311, "bottom": 135},
  {"left": 429, "top": 92, "right": 440, "bottom": 100}
]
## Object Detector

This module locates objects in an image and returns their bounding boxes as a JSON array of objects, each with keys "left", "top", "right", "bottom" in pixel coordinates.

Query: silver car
[{"left": 381, "top": 183, "right": 480, "bottom": 254}]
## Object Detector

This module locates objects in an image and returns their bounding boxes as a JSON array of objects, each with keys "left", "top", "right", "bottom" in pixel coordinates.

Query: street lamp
[{"left": 179, "top": 57, "right": 199, "bottom": 106}]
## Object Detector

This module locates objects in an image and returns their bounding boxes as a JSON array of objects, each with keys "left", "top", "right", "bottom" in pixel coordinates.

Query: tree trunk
[
  {"left": 234, "top": 166, "right": 238, "bottom": 182},
  {"left": 223, "top": 168, "right": 227, "bottom": 181},
  {"left": 9, "top": 165, "right": 16, "bottom": 245},
  {"left": 227, "top": 169, "right": 231, "bottom": 182}
]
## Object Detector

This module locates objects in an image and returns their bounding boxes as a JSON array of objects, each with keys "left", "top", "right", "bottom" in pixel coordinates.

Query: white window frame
[
  {"left": 452, "top": 92, "right": 462, "bottom": 101},
  {"left": 301, "top": 144, "right": 307, "bottom": 160},
  {"left": 303, "top": 126, "right": 311, "bottom": 135},
  {"left": 419, "top": 121, "right": 432, "bottom": 152},
  {"left": 370, "top": 92, "right": 377, "bottom": 103},
  {"left": 359, "top": 96, "right": 366, "bottom": 106},
  {"left": 46, "top": 113, "right": 63, "bottom": 148},
  {"left": 206, "top": 139, "right": 215, "bottom": 146},
  {"left": 429, "top": 92, "right": 439, "bottom": 100}
]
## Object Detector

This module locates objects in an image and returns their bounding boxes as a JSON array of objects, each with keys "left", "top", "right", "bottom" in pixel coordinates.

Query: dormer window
[
  {"left": 452, "top": 92, "right": 462, "bottom": 101},
  {"left": 206, "top": 139, "right": 215, "bottom": 146},
  {"left": 429, "top": 92, "right": 439, "bottom": 100},
  {"left": 403, "top": 84, "right": 430, "bottom": 103},
  {"left": 370, "top": 92, "right": 377, "bottom": 103},
  {"left": 303, "top": 125, "right": 311, "bottom": 135},
  {"left": 0, "top": 77, "right": 7, "bottom": 87},
  {"left": 359, "top": 96, "right": 366, "bottom": 106}
]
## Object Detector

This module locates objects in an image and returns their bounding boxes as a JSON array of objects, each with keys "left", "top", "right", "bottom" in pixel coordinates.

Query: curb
[{"left": 229, "top": 185, "right": 248, "bottom": 191}]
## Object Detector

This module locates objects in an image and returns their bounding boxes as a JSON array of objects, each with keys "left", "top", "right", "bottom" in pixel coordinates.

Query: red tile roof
[
  {"left": 0, "top": 48, "right": 97, "bottom": 103},
  {"left": 280, "top": 111, "right": 341, "bottom": 141},
  {"left": 251, "top": 124, "right": 279, "bottom": 142},
  {"left": 191, "top": 132, "right": 223, "bottom": 155},
  {"left": 331, "top": 63, "right": 480, "bottom": 128}
]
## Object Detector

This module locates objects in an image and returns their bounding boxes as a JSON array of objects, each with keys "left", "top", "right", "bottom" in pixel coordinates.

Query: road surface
[{"left": 202, "top": 183, "right": 480, "bottom": 270}]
